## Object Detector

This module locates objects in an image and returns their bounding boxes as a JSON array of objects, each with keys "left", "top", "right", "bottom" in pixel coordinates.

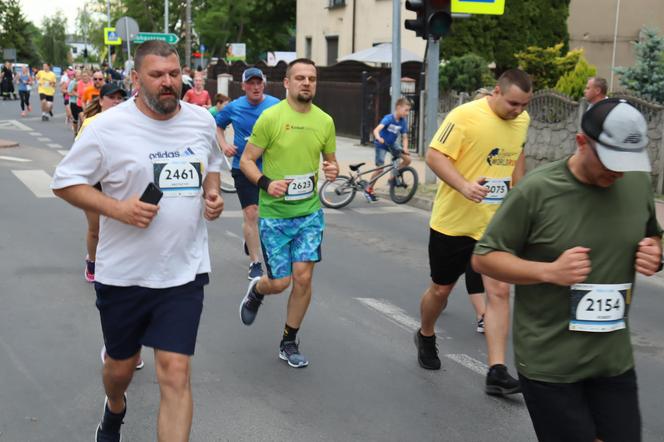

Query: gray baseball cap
[{"left": 581, "top": 98, "right": 650, "bottom": 172}]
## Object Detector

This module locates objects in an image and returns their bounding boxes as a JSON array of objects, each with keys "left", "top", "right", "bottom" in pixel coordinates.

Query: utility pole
[
  {"left": 164, "top": 0, "right": 169, "bottom": 34},
  {"left": 185, "top": 0, "right": 191, "bottom": 68},
  {"left": 424, "top": 38, "right": 439, "bottom": 184},
  {"left": 391, "top": 0, "right": 401, "bottom": 110},
  {"left": 106, "top": 0, "right": 112, "bottom": 66}
]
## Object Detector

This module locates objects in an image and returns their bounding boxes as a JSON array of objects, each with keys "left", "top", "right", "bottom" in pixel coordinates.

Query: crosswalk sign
[
  {"left": 104, "top": 27, "right": 122, "bottom": 46},
  {"left": 451, "top": 0, "right": 505, "bottom": 15}
]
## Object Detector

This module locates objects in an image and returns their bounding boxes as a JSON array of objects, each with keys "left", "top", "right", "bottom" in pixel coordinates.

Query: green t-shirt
[
  {"left": 475, "top": 158, "right": 662, "bottom": 383},
  {"left": 249, "top": 100, "right": 336, "bottom": 219}
]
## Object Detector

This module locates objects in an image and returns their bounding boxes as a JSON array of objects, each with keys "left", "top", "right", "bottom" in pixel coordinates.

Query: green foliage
[
  {"left": 439, "top": 53, "right": 493, "bottom": 93},
  {"left": 615, "top": 27, "right": 664, "bottom": 103},
  {"left": 0, "top": 0, "right": 40, "bottom": 66},
  {"left": 36, "top": 12, "right": 70, "bottom": 68},
  {"left": 555, "top": 53, "right": 597, "bottom": 99},
  {"left": 440, "top": 0, "right": 570, "bottom": 73},
  {"left": 515, "top": 43, "right": 583, "bottom": 90}
]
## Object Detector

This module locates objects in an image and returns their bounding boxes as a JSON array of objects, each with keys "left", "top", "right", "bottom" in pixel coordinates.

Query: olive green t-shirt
[
  {"left": 475, "top": 158, "right": 662, "bottom": 383},
  {"left": 249, "top": 100, "right": 336, "bottom": 219}
]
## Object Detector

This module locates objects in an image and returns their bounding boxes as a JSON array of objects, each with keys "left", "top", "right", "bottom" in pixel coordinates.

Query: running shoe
[
  {"left": 95, "top": 394, "right": 126, "bottom": 442},
  {"left": 476, "top": 315, "right": 485, "bottom": 334},
  {"left": 485, "top": 364, "right": 522, "bottom": 396},
  {"left": 100, "top": 345, "right": 145, "bottom": 370},
  {"left": 85, "top": 259, "right": 95, "bottom": 283},
  {"left": 239, "top": 277, "right": 262, "bottom": 325},
  {"left": 243, "top": 240, "right": 249, "bottom": 256},
  {"left": 248, "top": 261, "right": 263, "bottom": 280},
  {"left": 279, "top": 340, "right": 309, "bottom": 368},
  {"left": 414, "top": 329, "right": 441, "bottom": 370},
  {"left": 49, "top": 110, "right": 53, "bottom": 117}
]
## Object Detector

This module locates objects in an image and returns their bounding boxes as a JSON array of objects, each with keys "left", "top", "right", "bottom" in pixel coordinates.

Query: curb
[
  {"left": 0, "top": 139, "right": 19, "bottom": 148},
  {"left": 374, "top": 188, "right": 433, "bottom": 211}
]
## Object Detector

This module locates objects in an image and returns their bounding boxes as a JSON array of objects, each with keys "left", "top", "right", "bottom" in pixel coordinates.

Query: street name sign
[
  {"left": 132, "top": 32, "right": 179, "bottom": 45},
  {"left": 451, "top": 0, "right": 505, "bottom": 15}
]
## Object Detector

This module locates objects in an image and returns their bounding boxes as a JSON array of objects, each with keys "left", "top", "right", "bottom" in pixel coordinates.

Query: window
[
  {"left": 305, "top": 37, "right": 312, "bottom": 60},
  {"left": 326, "top": 36, "right": 339, "bottom": 66},
  {"left": 328, "top": 0, "right": 346, "bottom": 8}
]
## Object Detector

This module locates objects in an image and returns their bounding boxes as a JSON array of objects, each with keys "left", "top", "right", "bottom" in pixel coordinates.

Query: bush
[
  {"left": 515, "top": 43, "right": 582, "bottom": 90},
  {"left": 439, "top": 53, "right": 494, "bottom": 93},
  {"left": 555, "top": 52, "right": 597, "bottom": 99}
]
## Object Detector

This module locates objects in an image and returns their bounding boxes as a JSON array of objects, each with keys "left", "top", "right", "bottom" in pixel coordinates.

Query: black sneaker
[
  {"left": 414, "top": 329, "right": 441, "bottom": 370},
  {"left": 95, "top": 395, "right": 126, "bottom": 442},
  {"left": 485, "top": 364, "right": 522, "bottom": 396},
  {"left": 239, "top": 277, "right": 263, "bottom": 325},
  {"left": 49, "top": 110, "right": 53, "bottom": 117}
]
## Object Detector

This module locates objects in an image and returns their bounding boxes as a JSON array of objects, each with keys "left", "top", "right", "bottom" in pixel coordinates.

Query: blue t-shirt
[
  {"left": 375, "top": 113, "right": 408, "bottom": 149},
  {"left": 17, "top": 74, "right": 31, "bottom": 92},
  {"left": 215, "top": 94, "right": 280, "bottom": 169}
]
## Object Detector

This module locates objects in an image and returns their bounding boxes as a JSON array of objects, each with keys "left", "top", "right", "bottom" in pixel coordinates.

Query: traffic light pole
[
  {"left": 424, "top": 37, "right": 440, "bottom": 184},
  {"left": 391, "top": 0, "right": 401, "bottom": 110}
]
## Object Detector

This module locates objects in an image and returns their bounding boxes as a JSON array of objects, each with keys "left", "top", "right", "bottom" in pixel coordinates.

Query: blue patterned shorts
[{"left": 259, "top": 209, "right": 325, "bottom": 279}]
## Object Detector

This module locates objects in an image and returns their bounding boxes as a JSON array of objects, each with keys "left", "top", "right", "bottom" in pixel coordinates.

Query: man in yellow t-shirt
[
  {"left": 36, "top": 63, "right": 57, "bottom": 121},
  {"left": 414, "top": 69, "right": 532, "bottom": 396}
]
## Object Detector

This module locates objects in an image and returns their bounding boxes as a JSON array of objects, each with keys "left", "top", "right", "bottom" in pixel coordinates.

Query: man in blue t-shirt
[
  {"left": 366, "top": 97, "right": 412, "bottom": 201},
  {"left": 216, "top": 67, "right": 280, "bottom": 279}
]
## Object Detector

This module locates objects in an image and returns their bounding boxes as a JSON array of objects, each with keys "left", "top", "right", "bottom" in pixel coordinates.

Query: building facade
[
  {"left": 568, "top": 0, "right": 664, "bottom": 91},
  {"left": 296, "top": 0, "right": 426, "bottom": 66}
]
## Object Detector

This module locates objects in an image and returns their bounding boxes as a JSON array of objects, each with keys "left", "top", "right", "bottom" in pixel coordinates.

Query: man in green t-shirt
[
  {"left": 473, "top": 98, "right": 663, "bottom": 442},
  {"left": 238, "top": 58, "right": 338, "bottom": 368}
]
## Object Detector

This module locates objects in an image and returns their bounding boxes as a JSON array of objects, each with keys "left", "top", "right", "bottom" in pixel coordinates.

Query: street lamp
[{"left": 609, "top": 0, "right": 621, "bottom": 92}]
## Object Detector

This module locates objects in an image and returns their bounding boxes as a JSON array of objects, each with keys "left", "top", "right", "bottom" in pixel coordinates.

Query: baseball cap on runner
[
  {"left": 581, "top": 98, "right": 651, "bottom": 172},
  {"left": 242, "top": 67, "right": 265, "bottom": 83},
  {"left": 100, "top": 83, "right": 127, "bottom": 98}
]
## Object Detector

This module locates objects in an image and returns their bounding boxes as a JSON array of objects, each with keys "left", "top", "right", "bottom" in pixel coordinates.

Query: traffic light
[
  {"left": 405, "top": 0, "right": 426, "bottom": 38},
  {"left": 427, "top": 0, "right": 452, "bottom": 39},
  {"left": 405, "top": 0, "right": 452, "bottom": 40}
]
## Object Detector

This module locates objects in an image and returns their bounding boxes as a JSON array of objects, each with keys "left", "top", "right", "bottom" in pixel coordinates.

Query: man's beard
[
  {"left": 296, "top": 93, "right": 313, "bottom": 103},
  {"left": 140, "top": 84, "right": 181, "bottom": 115}
]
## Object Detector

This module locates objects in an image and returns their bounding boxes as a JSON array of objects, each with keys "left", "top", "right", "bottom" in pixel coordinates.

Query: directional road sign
[
  {"left": 132, "top": 32, "right": 179, "bottom": 45},
  {"left": 451, "top": 0, "right": 505, "bottom": 15}
]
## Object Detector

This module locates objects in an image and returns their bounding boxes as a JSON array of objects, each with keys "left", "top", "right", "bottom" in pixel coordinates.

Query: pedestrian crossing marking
[
  {"left": 12, "top": 169, "right": 55, "bottom": 198},
  {"left": 48, "top": 143, "right": 63, "bottom": 149},
  {"left": 29, "top": 132, "right": 42, "bottom": 136},
  {"left": 0, "top": 119, "right": 31, "bottom": 131},
  {"left": 37, "top": 137, "right": 50, "bottom": 142},
  {"left": 57, "top": 150, "right": 69, "bottom": 156},
  {"left": 0, "top": 155, "right": 31, "bottom": 163}
]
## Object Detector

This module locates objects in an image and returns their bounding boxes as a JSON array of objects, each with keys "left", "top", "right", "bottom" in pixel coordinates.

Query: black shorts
[
  {"left": 70, "top": 102, "right": 82, "bottom": 122},
  {"left": 39, "top": 93, "right": 54, "bottom": 102},
  {"left": 64, "top": 96, "right": 69, "bottom": 105},
  {"left": 428, "top": 228, "right": 479, "bottom": 286},
  {"left": 464, "top": 263, "right": 484, "bottom": 294},
  {"left": 519, "top": 369, "right": 641, "bottom": 442},
  {"left": 95, "top": 273, "right": 208, "bottom": 359},
  {"left": 231, "top": 168, "right": 259, "bottom": 209}
]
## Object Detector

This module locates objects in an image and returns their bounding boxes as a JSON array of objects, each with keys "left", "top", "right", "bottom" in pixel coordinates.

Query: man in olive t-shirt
[
  {"left": 473, "top": 99, "right": 663, "bottom": 442},
  {"left": 238, "top": 58, "right": 338, "bottom": 368}
]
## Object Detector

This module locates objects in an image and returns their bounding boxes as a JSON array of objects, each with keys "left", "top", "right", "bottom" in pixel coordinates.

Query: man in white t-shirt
[{"left": 52, "top": 41, "right": 224, "bottom": 442}]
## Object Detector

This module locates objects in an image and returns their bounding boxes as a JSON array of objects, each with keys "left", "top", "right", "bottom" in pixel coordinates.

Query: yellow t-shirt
[
  {"left": 429, "top": 97, "right": 530, "bottom": 240},
  {"left": 75, "top": 113, "right": 99, "bottom": 140},
  {"left": 36, "top": 71, "right": 57, "bottom": 96}
]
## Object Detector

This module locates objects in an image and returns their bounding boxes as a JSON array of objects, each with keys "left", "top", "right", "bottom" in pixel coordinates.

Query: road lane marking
[
  {"left": 220, "top": 210, "right": 243, "bottom": 218},
  {"left": 0, "top": 155, "right": 32, "bottom": 162},
  {"left": 29, "top": 132, "right": 42, "bottom": 136},
  {"left": 225, "top": 230, "right": 242, "bottom": 240},
  {"left": 355, "top": 297, "right": 487, "bottom": 375},
  {"left": 37, "top": 137, "right": 51, "bottom": 142},
  {"left": 12, "top": 169, "right": 55, "bottom": 198},
  {"left": 57, "top": 150, "right": 69, "bottom": 156},
  {"left": 322, "top": 208, "right": 343, "bottom": 215},
  {"left": 0, "top": 119, "right": 31, "bottom": 131},
  {"left": 352, "top": 206, "right": 416, "bottom": 215},
  {"left": 48, "top": 143, "right": 63, "bottom": 149}
]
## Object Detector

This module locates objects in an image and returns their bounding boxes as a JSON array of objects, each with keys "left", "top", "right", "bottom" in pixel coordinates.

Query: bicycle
[
  {"left": 319, "top": 154, "right": 418, "bottom": 209},
  {"left": 220, "top": 154, "right": 237, "bottom": 193}
]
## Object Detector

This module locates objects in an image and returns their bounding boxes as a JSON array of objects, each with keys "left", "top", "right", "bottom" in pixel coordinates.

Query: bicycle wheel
[
  {"left": 319, "top": 176, "right": 356, "bottom": 209},
  {"left": 389, "top": 166, "right": 418, "bottom": 204},
  {"left": 220, "top": 156, "right": 237, "bottom": 193}
]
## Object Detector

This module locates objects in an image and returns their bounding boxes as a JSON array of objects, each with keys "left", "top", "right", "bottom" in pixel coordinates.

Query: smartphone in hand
[{"left": 139, "top": 182, "right": 163, "bottom": 205}]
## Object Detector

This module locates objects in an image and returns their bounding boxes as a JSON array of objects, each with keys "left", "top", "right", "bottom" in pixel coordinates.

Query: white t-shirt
[{"left": 52, "top": 99, "right": 222, "bottom": 288}]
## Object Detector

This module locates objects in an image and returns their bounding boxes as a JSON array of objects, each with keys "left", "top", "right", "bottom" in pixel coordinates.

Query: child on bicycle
[{"left": 367, "top": 97, "right": 412, "bottom": 201}]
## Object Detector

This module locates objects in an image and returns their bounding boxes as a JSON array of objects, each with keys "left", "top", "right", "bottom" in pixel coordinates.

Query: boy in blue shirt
[{"left": 367, "top": 97, "right": 412, "bottom": 201}]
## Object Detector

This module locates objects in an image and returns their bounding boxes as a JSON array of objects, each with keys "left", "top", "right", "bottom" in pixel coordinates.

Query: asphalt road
[{"left": 1, "top": 95, "right": 663, "bottom": 441}]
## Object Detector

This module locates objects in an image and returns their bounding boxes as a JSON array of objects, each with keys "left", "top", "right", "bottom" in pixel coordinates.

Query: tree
[
  {"left": 615, "top": 27, "right": 664, "bottom": 104},
  {"left": 555, "top": 53, "right": 597, "bottom": 99},
  {"left": 440, "top": 0, "right": 570, "bottom": 73},
  {"left": 439, "top": 53, "right": 493, "bottom": 93},
  {"left": 36, "top": 12, "right": 70, "bottom": 67},
  {"left": 0, "top": 0, "right": 40, "bottom": 66},
  {"left": 515, "top": 43, "right": 582, "bottom": 90}
]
